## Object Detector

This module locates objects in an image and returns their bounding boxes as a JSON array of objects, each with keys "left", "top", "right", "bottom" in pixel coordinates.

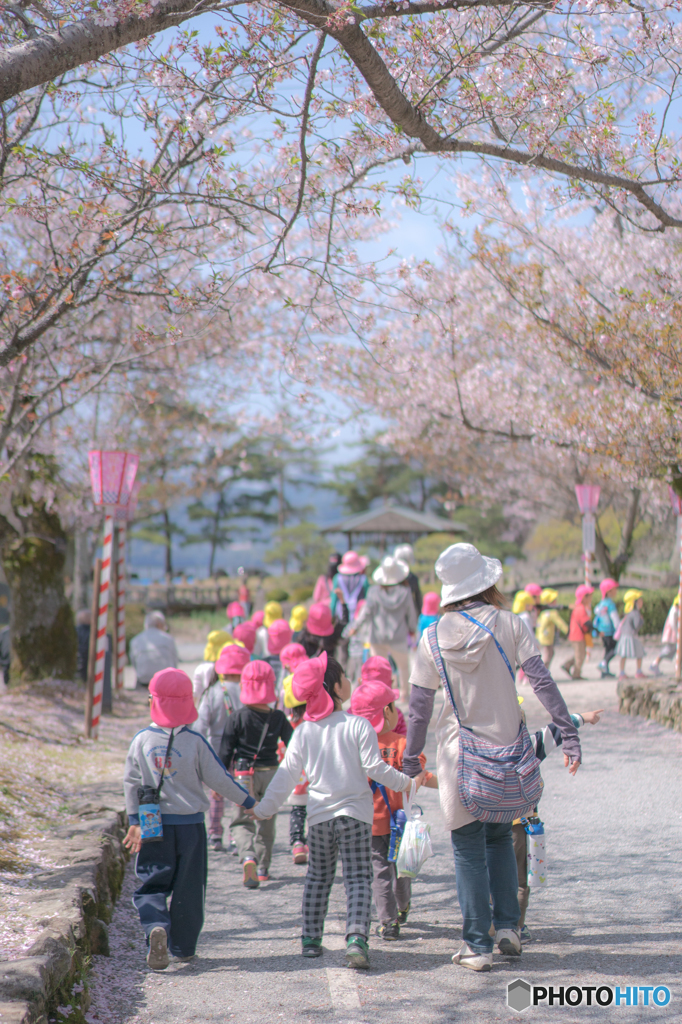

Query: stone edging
[
  {"left": 0, "top": 798, "right": 128, "bottom": 1024},
  {"left": 617, "top": 678, "right": 682, "bottom": 732}
]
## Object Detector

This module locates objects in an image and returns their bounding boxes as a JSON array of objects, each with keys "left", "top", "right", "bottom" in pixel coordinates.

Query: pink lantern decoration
[
  {"left": 669, "top": 485, "right": 682, "bottom": 517},
  {"left": 114, "top": 480, "right": 141, "bottom": 523},
  {"left": 575, "top": 484, "right": 601, "bottom": 516},
  {"left": 88, "top": 450, "right": 139, "bottom": 508}
]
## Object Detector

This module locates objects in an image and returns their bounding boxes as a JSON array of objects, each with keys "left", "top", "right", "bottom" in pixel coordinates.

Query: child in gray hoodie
[{"left": 123, "top": 668, "right": 255, "bottom": 971}]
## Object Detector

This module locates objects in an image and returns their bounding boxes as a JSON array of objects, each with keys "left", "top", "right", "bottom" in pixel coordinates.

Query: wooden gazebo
[{"left": 322, "top": 505, "right": 468, "bottom": 550}]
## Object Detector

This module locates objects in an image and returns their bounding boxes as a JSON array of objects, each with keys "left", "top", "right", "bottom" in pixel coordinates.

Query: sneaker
[
  {"left": 257, "top": 872, "right": 270, "bottom": 882},
  {"left": 635, "top": 670, "right": 647, "bottom": 679},
  {"left": 292, "top": 842, "right": 308, "bottom": 865},
  {"left": 243, "top": 860, "right": 260, "bottom": 889},
  {"left": 301, "top": 937, "right": 323, "bottom": 958},
  {"left": 451, "top": 943, "right": 492, "bottom": 972},
  {"left": 495, "top": 928, "right": 522, "bottom": 956},
  {"left": 209, "top": 838, "right": 223, "bottom": 852},
  {"left": 147, "top": 926, "right": 169, "bottom": 971},
  {"left": 345, "top": 936, "right": 370, "bottom": 970},
  {"left": 618, "top": 673, "right": 627, "bottom": 681},
  {"left": 520, "top": 925, "right": 532, "bottom": 944},
  {"left": 649, "top": 662, "right": 662, "bottom": 678},
  {"left": 173, "top": 953, "right": 196, "bottom": 962},
  {"left": 396, "top": 903, "right": 410, "bottom": 926},
  {"left": 376, "top": 921, "right": 400, "bottom": 941},
  {"left": 600, "top": 669, "right": 615, "bottom": 679}
]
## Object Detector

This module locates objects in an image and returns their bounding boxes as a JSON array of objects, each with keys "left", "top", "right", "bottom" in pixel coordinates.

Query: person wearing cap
[
  {"left": 251, "top": 652, "right": 426, "bottom": 969},
  {"left": 264, "top": 618, "right": 293, "bottom": 691},
  {"left": 418, "top": 591, "right": 441, "bottom": 639},
  {"left": 534, "top": 589, "right": 569, "bottom": 670},
  {"left": 593, "top": 578, "right": 620, "bottom": 678},
  {"left": 616, "top": 589, "right": 645, "bottom": 680},
  {"left": 299, "top": 601, "right": 344, "bottom": 659},
  {"left": 401, "top": 542, "right": 581, "bottom": 972},
  {"left": 313, "top": 552, "right": 343, "bottom": 605},
  {"left": 204, "top": 628, "right": 234, "bottom": 663},
  {"left": 394, "top": 544, "right": 422, "bottom": 618},
  {"left": 237, "top": 578, "right": 252, "bottom": 617},
  {"left": 122, "top": 668, "right": 256, "bottom": 972},
  {"left": 281, "top": 643, "right": 311, "bottom": 865},
  {"left": 253, "top": 600, "right": 283, "bottom": 657},
  {"left": 351, "top": 657, "right": 436, "bottom": 941},
  {"left": 650, "top": 593, "right": 679, "bottom": 676},
  {"left": 289, "top": 604, "right": 309, "bottom": 641},
  {"left": 196, "top": 645, "right": 252, "bottom": 852},
  {"left": 330, "top": 550, "right": 370, "bottom": 668},
  {"left": 348, "top": 556, "right": 417, "bottom": 704},
  {"left": 232, "top": 620, "right": 256, "bottom": 654},
  {"left": 561, "top": 584, "right": 594, "bottom": 680},
  {"left": 220, "top": 660, "right": 293, "bottom": 886},
  {"left": 226, "top": 600, "right": 246, "bottom": 630}
]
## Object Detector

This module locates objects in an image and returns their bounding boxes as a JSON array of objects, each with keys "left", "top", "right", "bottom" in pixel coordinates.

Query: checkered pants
[{"left": 302, "top": 816, "right": 372, "bottom": 940}]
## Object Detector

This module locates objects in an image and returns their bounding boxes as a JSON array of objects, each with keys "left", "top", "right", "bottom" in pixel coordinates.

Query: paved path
[{"left": 87, "top": 665, "right": 682, "bottom": 1023}]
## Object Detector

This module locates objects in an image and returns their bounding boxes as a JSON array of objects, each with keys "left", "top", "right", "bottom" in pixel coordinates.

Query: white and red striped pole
[
  {"left": 115, "top": 522, "right": 127, "bottom": 691},
  {"left": 91, "top": 512, "right": 114, "bottom": 738}
]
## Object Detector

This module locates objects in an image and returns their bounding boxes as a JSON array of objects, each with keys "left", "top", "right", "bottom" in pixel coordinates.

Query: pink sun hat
[
  {"left": 280, "top": 642, "right": 307, "bottom": 670},
  {"left": 232, "top": 621, "right": 256, "bottom": 653},
  {"left": 292, "top": 652, "right": 334, "bottom": 722},
  {"left": 268, "top": 619, "right": 293, "bottom": 655},
  {"left": 360, "top": 656, "right": 399, "bottom": 700},
  {"left": 575, "top": 584, "right": 594, "bottom": 602},
  {"left": 149, "top": 668, "right": 198, "bottom": 728},
  {"left": 215, "top": 644, "right": 251, "bottom": 677},
  {"left": 226, "top": 601, "right": 245, "bottom": 618},
  {"left": 351, "top": 678, "right": 398, "bottom": 733},
  {"left": 525, "top": 583, "right": 542, "bottom": 599},
  {"left": 240, "top": 661, "right": 276, "bottom": 705},
  {"left": 338, "top": 550, "right": 366, "bottom": 575},
  {"left": 422, "top": 591, "right": 441, "bottom": 616},
  {"left": 251, "top": 610, "right": 265, "bottom": 628},
  {"left": 600, "top": 577, "right": 618, "bottom": 597},
  {"left": 306, "top": 602, "right": 335, "bottom": 637}
]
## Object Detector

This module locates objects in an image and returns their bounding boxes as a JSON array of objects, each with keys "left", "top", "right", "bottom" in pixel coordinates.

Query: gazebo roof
[{"left": 323, "top": 505, "right": 468, "bottom": 536}]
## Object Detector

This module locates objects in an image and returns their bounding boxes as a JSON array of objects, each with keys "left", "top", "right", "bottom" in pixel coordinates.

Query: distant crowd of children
[{"left": 122, "top": 569, "right": 677, "bottom": 975}]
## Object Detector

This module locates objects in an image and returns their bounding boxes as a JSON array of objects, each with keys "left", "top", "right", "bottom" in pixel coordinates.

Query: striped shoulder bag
[{"left": 426, "top": 617, "right": 543, "bottom": 823}]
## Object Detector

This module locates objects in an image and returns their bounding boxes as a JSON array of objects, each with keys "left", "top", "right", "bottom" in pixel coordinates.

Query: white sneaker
[
  {"left": 495, "top": 928, "right": 522, "bottom": 956},
  {"left": 147, "top": 926, "right": 169, "bottom": 971},
  {"left": 451, "top": 943, "right": 493, "bottom": 971}
]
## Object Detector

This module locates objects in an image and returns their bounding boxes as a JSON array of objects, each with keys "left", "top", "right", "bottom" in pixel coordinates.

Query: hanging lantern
[
  {"left": 88, "top": 450, "right": 139, "bottom": 508},
  {"left": 575, "top": 484, "right": 601, "bottom": 516}
]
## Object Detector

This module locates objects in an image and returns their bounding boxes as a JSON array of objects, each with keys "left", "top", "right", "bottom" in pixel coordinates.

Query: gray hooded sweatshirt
[{"left": 353, "top": 583, "right": 418, "bottom": 645}]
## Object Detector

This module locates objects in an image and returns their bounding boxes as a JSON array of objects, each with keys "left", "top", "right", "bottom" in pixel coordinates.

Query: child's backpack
[{"left": 593, "top": 599, "right": 613, "bottom": 635}]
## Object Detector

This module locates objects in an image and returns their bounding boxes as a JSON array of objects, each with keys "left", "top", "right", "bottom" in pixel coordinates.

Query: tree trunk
[
  {"left": 73, "top": 527, "right": 92, "bottom": 613},
  {"left": 162, "top": 510, "right": 174, "bottom": 580},
  {"left": 0, "top": 502, "right": 76, "bottom": 683},
  {"left": 594, "top": 488, "right": 641, "bottom": 581}
]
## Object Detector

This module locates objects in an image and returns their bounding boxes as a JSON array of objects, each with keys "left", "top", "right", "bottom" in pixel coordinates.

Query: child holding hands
[{"left": 250, "top": 653, "right": 424, "bottom": 970}]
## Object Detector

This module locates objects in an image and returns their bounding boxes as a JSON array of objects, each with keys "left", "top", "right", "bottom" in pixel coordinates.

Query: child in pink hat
[
  {"left": 330, "top": 551, "right": 370, "bottom": 628},
  {"left": 300, "top": 602, "right": 343, "bottom": 659},
  {"left": 197, "top": 644, "right": 250, "bottom": 851},
  {"left": 418, "top": 591, "right": 441, "bottom": 639},
  {"left": 122, "top": 668, "right": 255, "bottom": 971},
  {"left": 219, "top": 661, "right": 293, "bottom": 887},
  {"left": 562, "top": 585, "right": 594, "bottom": 680},
  {"left": 264, "top": 619, "right": 293, "bottom": 696},
  {"left": 232, "top": 621, "right": 256, "bottom": 653},
  {"left": 226, "top": 601, "right": 246, "bottom": 629},
  {"left": 280, "top": 644, "right": 310, "bottom": 866},
  {"left": 351, "top": 675, "right": 436, "bottom": 941},
  {"left": 251, "top": 654, "right": 426, "bottom": 970}
]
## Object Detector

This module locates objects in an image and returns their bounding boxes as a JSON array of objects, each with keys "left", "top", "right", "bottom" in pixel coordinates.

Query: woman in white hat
[
  {"left": 401, "top": 543, "right": 581, "bottom": 972},
  {"left": 348, "top": 556, "right": 417, "bottom": 702}
]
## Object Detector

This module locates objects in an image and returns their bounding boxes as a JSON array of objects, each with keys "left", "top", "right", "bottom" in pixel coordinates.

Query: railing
[
  {"left": 503, "top": 560, "right": 676, "bottom": 593},
  {"left": 125, "top": 582, "right": 236, "bottom": 610}
]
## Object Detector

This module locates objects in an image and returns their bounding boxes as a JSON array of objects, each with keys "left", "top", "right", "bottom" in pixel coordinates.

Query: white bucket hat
[
  {"left": 373, "top": 556, "right": 409, "bottom": 586},
  {"left": 394, "top": 544, "right": 414, "bottom": 564},
  {"left": 435, "top": 543, "right": 503, "bottom": 606}
]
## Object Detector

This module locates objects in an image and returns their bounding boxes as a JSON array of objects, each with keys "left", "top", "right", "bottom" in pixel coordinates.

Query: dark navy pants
[{"left": 133, "top": 823, "right": 207, "bottom": 957}]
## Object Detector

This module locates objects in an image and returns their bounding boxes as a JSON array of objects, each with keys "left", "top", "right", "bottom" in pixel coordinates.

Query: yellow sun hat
[
  {"left": 282, "top": 672, "right": 305, "bottom": 709},
  {"left": 289, "top": 604, "right": 308, "bottom": 632},
  {"left": 264, "top": 601, "right": 283, "bottom": 627},
  {"left": 204, "top": 629, "right": 233, "bottom": 662},
  {"left": 540, "top": 588, "right": 558, "bottom": 605},
  {"left": 623, "top": 589, "right": 643, "bottom": 614},
  {"left": 512, "top": 590, "right": 535, "bottom": 614}
]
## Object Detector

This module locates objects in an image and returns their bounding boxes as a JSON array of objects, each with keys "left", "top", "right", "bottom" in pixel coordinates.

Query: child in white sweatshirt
[{"left": 251, "top": 653, "right": 424, "bottom": 970}]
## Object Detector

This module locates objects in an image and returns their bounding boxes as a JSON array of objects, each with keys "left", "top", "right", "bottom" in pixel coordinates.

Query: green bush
[
  {"left": 291, "top": 586, "right": 313, "bottom": 603},
  {"left": 265, "top": 587, "right": 289, "bottom": 602}
]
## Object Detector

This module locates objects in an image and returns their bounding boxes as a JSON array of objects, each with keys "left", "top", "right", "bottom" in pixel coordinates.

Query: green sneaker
[
  {"left": 396, "top": 903, "right": 410, "bottom": 926},
  {"left": 301, "top": 936, "right": 323, "bottom": 958},
  {"left": 345, "top": 935, "right": 370, "bottom": 970}
]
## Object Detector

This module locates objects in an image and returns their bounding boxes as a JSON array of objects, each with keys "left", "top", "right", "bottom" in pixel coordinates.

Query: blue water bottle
[{"left": 388, "top": 808, "right": 408, "bottom": 862}]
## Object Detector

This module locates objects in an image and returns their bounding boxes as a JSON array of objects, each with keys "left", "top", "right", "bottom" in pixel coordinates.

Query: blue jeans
[{"left": 450, "top": 820, "right": 520, "bottom": 952}]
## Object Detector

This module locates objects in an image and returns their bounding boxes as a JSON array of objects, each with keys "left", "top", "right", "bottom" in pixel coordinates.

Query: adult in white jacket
[{"left": 253, "top": 652, "right": 424, "bottom": 971}]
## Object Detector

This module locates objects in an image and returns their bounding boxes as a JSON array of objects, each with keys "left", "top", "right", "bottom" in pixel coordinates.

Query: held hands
[
  {"left": 244, "top": 802, "right": 272, "bottom": 820},
  {"left": 123, "top": 825, "right": 142, "bottom": 854},
  {"left": 411, "top": 770, "right": 427, "bottom": 792}
]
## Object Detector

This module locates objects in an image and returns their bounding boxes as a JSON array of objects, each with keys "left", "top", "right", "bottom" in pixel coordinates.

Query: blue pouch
[
  {"left": 137, "top": 729, "right": 174, "bottom": 844},
  {"left": 371, "top": 782, "right": 407, "bottom": 863}
]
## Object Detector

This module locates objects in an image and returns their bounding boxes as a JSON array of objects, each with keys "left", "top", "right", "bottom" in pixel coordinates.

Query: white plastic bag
[{"left": 396, "top": 783, "right": 433, "bottom": 879}]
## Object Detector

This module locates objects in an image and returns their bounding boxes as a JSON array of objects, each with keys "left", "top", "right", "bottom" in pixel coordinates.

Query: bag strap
[
  {"left": 370, "top": 780, "right": 397, "bottom": 828},
  {"left": 154, "top": 728, "right": 175, "bottom": 803},
  {"left": 455, "top": 609, "right": 516, "bottom": 682},
  {"left": 249, "top": 713, "right": 272, "bottom": 766},
  {"left": 426, "top": 622, "right": 461, "bottom": 724}
]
